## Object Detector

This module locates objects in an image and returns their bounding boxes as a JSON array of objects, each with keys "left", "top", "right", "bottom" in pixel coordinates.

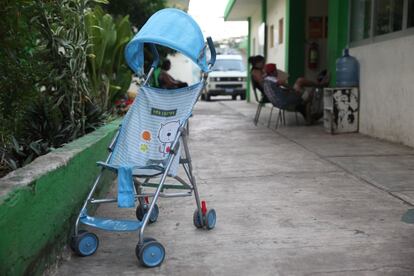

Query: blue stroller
[{"left": 70, "top": 8, "right": 217, "bottom": 268}]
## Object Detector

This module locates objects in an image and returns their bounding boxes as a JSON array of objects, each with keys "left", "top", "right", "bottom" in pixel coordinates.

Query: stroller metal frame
[{"left": 71, "top": 37, "right": 216, "bottom": 267}]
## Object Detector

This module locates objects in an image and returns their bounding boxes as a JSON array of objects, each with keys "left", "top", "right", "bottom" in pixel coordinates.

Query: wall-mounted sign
[{"left": 309, "top": 16, "right": 323, "bottom": 39}]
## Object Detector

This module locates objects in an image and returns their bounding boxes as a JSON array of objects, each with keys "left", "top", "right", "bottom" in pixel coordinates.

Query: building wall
[
  {"left": 351, "top": 35, "right": 414, "bottom": 147},
  {"left": 266, "top": 0, "right": 286, "bottom": 70},
  {"left": 327, "top": 0, "right": 349, "bottom": 86},
  {"left": 250, "top": 7, "right": 262, "bottom": 57}
]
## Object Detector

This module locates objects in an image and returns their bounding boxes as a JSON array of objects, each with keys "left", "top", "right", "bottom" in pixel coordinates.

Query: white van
[{"left": 202, "top": 55, "right": 247, "bottom": 101}]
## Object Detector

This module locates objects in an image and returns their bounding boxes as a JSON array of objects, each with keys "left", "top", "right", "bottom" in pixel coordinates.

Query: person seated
[
  {"left": 158, "top": 59, "right": 188, "bottom": 89},
  {"left": 293, "top": 70, "right": 329, "bottom": 99},
  {"left": 248, "top": 55, "right": 266, "bottom": 93},
  {"left": 263, "top": 63, "right": 311, "bottom": 122},
  {"left": 292, "top": 69, "right": 329, "bottom": 121}
]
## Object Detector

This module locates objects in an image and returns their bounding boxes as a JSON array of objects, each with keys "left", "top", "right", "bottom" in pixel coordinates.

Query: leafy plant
[
  {"left": 34, "top": 0, "right": 92, "bottom": 138},
  {"left": 106, "top": 0, "right": 166, "bottom": 28},
  {"left": 0, "top": 0, "right": 45, "bottom": 139},
  {"left": 0, "top": 0, "right": 158, "bottom": 177},
  {"left": 105, "top": 0, "right": 173, "bottom": 71},
  {"left": 0, "top": 0, "right": 110, "bottom": 176},
  {"left": 0, "top": 137, "right": 51, "bottom": 172},
  {"left": 85, "top": 6, "right": 133, "bottom": 111}
]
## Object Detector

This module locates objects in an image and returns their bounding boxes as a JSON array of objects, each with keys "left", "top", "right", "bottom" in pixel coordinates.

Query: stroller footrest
[
  {"left": 80, "top": 214, "right": 144, "bottom": 232},
  {"left": 97, "top": 161, "right": 165, "bottom": 177}
]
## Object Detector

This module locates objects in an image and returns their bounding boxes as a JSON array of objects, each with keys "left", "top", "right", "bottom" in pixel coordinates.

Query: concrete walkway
[{"left": 56, "top": 100, "right": 414, "bottom": 276}]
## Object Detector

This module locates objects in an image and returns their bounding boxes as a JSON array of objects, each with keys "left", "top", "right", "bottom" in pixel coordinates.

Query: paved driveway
[{"left": 56, "top": 100, "right": 414, "bottom": 276}]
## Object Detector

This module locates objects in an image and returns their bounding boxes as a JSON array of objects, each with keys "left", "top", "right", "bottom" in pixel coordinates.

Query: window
[
  {"left": 279, "top": 18, "right": 284, "bottom": 44},
  {"left": 212, "top": 59, "right": 245, "bottom": 72},
  {"left": 350, "top": 0, "right": 414, "bottom": 45},
  {"left": 350, "top": 0, "right": 372, "bottom": 42},
  {"left": 375, "top": 0, "right": 403, "bottom": 35}
]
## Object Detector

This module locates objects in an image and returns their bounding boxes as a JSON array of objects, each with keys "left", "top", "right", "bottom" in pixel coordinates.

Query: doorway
[{"left": 303, "top": 0, "right": 329, "bottom": 81}]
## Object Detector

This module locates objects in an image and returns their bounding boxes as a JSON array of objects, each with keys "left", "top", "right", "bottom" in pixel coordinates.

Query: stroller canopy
[{"left": 125, "top": 8, "right": 208, "bottom": 75}]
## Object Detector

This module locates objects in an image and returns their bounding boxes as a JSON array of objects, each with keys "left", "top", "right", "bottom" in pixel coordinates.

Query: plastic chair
[
  {"left": 263, "top": 83, "right": 299, "bottom": 129},
  {"left": 252, "top": 80, "right": 273, "bottom": 126}
]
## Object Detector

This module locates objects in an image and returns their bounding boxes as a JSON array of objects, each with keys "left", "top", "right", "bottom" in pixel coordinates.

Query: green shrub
[
  {"left": 0, "top": 0, "right": 46, "bottom": 139},
  {"left": 85, "top": 6, "right": 133, "bottom": 111},
  {"left": 0, "top": 0, "right": 107, "bottom": 176},
  {"left": 0, "top": 0, "right": 166, "bottom": 177}
]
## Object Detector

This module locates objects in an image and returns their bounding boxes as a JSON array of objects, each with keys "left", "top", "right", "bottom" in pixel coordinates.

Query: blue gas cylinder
[{"left": 336, "top": 48, "right": 359, "bottom": 87}]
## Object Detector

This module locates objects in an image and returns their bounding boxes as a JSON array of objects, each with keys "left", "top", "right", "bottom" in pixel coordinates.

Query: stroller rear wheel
[
  {"left": 136, "top": 203, "right": 159, "bottom": 223},
  {"left": 205, "top": 209, "right": 217, "bottom": 230},
  {"left": 193, "top": 207, "right": 217, "bottom": 230},
  {"left": 193, "top": 209, "right": 203, "bottom": 228}
]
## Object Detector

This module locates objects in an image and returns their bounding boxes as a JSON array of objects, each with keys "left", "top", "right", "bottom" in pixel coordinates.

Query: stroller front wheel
[
  {"left": 73, "top": 231, "right": 99, "bottom": 257},
  {"left": 138, "top": 240, "right": 165, "bottom": 267},
  {"left": 135, "top": 237, "right": 157, "bottom": 260}
]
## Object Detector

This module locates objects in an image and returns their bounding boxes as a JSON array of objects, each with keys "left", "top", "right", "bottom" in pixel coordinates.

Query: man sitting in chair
[
  {"left": 263, "top": 63, "right": 312, "bottom": 123},
  {"left": 264, "top": 63, "right": 329, "bottom": 124}
]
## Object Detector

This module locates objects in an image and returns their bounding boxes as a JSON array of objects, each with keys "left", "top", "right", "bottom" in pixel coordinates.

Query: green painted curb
[{"left": 0, "top": 119, "right": 121, "bottom": 276}]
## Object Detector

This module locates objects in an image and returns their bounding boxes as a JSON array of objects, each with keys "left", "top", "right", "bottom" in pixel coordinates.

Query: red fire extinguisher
[{"left": 308, "top": 42, "right": 319, "bottom": 69}]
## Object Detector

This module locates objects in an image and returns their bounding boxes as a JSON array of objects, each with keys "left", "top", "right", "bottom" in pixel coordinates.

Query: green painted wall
[
  {"left": 0, "top": 120, "right": 119, "bottom": 275},
  {"left": 262, "top": 0, "right": 267, "bottom": 58},
  {"left": 327, "top": 0, "right": 350, "bottom": 85},
  {"left": 285, "top": 0, "right": 306, "bottom": 84}
]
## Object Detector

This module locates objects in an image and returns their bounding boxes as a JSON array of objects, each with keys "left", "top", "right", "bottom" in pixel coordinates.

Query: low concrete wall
[{"left": 0, "top": 120, "right": 120, "bottom": 275}]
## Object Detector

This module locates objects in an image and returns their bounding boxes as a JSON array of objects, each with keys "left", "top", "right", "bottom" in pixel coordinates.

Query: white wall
[
  {"left": 264, "top": 0, "right": 329, "bottom": 77},
  {"left": 250, "top": 7, "right": 262, "bottom": 57},
  {"left": 351, "top": 35, "right": 414, "bottom": 147},
  {"left": 266, "top": 0, "right": 286, "bottom": 71}
]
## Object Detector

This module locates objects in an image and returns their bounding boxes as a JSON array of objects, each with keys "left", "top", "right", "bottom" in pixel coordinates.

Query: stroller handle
[
  {"left": 143, "top": 43, "right": 160, "bottom": 85},
  {"left": 206, "top": 37, "right": 216, "bottom": 68},
  {"left": 149, "top": 43, "right": 160, "bottom": 69}
]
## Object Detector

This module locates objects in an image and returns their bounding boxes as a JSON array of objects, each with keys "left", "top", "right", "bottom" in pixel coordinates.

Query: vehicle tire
[
  {"left": 232, "top": 95, "right": 237, "bottom": 100},
  {"left": 241, "top": 93, "right": 246, "bottom": 100},
  {"left": 200, "top": 93, "right": 206, "bottom": 101},
  {"left": 206, "top": 94, "right": 211, "bottom": 101}
]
